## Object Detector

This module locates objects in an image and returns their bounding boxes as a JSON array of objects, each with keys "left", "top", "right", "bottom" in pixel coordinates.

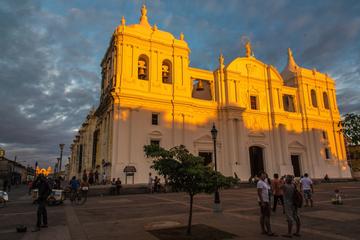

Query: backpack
[{"left": 293, "top": 184, "right": 303, "bottom": 208}]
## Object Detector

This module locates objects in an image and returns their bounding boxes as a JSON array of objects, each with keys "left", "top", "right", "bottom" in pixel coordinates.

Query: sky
[{"left": 0, "top": 0, "right": 359, "bottom": 168}]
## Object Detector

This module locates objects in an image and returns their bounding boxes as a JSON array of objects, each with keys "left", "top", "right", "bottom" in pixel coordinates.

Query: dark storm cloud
[
  {"left": 0, "top": 0, "right": 359, "bottom": 166},
  {"left": 0, "top": 0, "right": 100, "bottom": 165}
]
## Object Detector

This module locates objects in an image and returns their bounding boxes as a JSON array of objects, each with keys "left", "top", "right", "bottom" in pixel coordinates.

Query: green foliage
[
  {"left": 341, "top": 113, "right": 360, "bottom": 145},
  {"left": 144, "top": 144, "right": 238, "bottom": 235},
  {"left": 144, "top": 145, "right": 238, "bottom": 196}
]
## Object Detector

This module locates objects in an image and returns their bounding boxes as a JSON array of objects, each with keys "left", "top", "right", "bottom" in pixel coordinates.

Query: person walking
[
  {"left": 148, "top": 173, "right": 154, "bottom": 193},
  {"left": 115, "top": 178, "right": 122, "bottom": 195},
  {"left": 54, "top": 176, "right": 61, "bottom": 189},
  {"left": 69, "top": 176, "right": 80, "bottom": 203},
  {"left": 88, "top": 170, "right": 94, "bottom": 185},
  {"left": 102, "top": 172, "right": 107, "bottom": 185},
  {"left": 110, "top": 178, "right": 116, "bottom": 195},
  {"left": 82, "top": 169, "right": 88, "bottom": 183},
  {"left": 281, "top": 175, "right": 301, "bottom": 237},
  {"left": 272, "top": 173, "right": 285, "bottom": 213},
  {"left": 94, "top": 170, "right": 99, "bottom": 184},
  {"left": 257, "top": 171, "right": 276, "bottom": 236},
  {"left": 32, "top": 174, "right": 51, "bottom": 232},
  {"left": 80, "top": 180, "right": 89, "bottom": 200},
  {"left": 300, "top": 173, "right": 314, "bottom": 207},
  {"left": 265, "top": 173, "right": 273, "bottom": 206},
  {"left": 153, "top": 176, "right": 160, "bottom": 193}
]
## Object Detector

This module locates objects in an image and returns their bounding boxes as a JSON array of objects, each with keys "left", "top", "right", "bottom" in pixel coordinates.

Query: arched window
[
  {"left": 311, "top": 89, "right": 318, "bottom": 107},
  {"left": 138, "top": 55, "right": 149, "bottom": 80},
  {"left": 323, "top": 92, "right": 329, "bottom": 109},
  {"left": 162, "top": 60, "right": 172, "bottom": 84},
  {"left": 283, "top": 94, "right": 296, "bottom": 112}
]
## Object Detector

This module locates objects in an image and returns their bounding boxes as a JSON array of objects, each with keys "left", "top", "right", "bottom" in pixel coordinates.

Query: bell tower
[{"left": 101, "top": 5, "right": 191, "bottom": 101}]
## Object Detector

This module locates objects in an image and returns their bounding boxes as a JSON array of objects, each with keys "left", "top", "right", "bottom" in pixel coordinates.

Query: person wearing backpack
[
  {"left": 281, "top": 175, "right": 301, "bottom": 238},
  {"left": 32, "top": 174, "right": 51, "bottom": 232}
]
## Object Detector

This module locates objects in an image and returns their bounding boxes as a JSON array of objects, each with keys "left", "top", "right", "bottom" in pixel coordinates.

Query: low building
[
  {"left": 69, "top": 5, "right": 351, "bottom": 184},
  {"left": 0, "top": 156, "right": 27, "bottom": 188}
]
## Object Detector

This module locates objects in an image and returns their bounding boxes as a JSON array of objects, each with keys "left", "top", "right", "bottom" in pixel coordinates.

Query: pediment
[
  {"left": 249, "top": 86, "right": 259, "bottom": 94},
  {"left": 149, "top": 130, "right": 162, "bottom": 137},
  {"left": 248, "top": 131, "right": 266, "bottom": 138},
  {"left": 289, "top": 140, "right": 305, "bottom": 149},
  {"left": 194, "top": 134, "right": 213, "bottom": 143}
]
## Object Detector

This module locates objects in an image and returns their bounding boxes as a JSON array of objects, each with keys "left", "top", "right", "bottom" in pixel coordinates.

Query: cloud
[
  {"left": 0, "top": 0, "right": 359, "bottom": 166},
  {"left": 0, "top": 0, "right": 101, "bottom": 165}
]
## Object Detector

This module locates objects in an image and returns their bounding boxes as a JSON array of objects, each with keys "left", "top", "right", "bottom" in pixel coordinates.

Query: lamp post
[
  {"left": 59, "top": 144, "right": 65, "bottom": 173},
  {"left": 211, "top": 123, "right": 221, "bottom": 212},
  {"left": 55, "top": 158, "right": 60, "bottom": 174}
]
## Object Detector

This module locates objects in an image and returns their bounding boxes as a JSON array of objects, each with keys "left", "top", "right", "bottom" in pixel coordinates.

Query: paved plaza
[{"left": 1, "top": 182, "right": 360, "bottom": 240}]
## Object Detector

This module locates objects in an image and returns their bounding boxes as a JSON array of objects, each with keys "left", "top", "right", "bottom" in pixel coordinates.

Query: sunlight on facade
[{"left": 68, "top": 5, "right": 351, "bottom": 184}]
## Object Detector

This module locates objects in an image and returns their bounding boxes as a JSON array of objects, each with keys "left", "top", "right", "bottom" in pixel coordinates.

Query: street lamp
[
  {"left": 55, "top": 158, "right": 60, "bottom": 174},
  {"left": 59, "top": 144, "right": 65, "bottom": 173},
  {"left": 211, "top": 123, "right": 221, "bottom": 212}
]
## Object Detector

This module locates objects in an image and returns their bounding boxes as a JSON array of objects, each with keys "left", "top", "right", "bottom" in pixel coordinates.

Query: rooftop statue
[
  {"left": 245, "top": 41, "right": 252, "bottom": 58},
  {"left": 219, "top": 53, "right": 224, "bottom": 66},
  {"left": 139, "top": 4, "right": 151, "bottom": 27}
]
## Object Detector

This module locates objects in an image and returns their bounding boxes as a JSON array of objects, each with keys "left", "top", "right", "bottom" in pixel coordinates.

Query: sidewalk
[{"left": 6, "top": 184, "right": 29, "bottom": 201}]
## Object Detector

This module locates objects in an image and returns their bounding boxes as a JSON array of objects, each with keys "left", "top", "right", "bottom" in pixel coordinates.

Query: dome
[{"left": 117, "top": 5, "right": 182, "bottom": 45}]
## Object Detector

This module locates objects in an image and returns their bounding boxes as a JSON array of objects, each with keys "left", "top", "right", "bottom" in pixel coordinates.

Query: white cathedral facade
[{"left": 69, "top": 6, "right": 351, "bottom": 183}]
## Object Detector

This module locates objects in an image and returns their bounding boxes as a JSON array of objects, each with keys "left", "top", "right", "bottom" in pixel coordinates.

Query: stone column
[
  {"left": 111, "top": 101, "right": 120, "bottom": 178},
  {"left": 227, "top": 118, "right": 236, "bottom": 176},
  {"left": 279, "top": 124, "right": 288, "bottom": 165},
  {"left": 273, "top": 124, "right": 283, "bottom": 172},
  {"left": 279, "top": 124, "right": 291, "bottom": 175}
]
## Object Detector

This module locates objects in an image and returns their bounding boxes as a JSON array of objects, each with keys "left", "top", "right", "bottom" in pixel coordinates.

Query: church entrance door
[
  {"left": 199, "top": 152, "right": 213, "bottom": 166},
  {"left": 291, "top": 155, "right": 301, "bottom": 177},
  {"left": 249, "top": 146, "right": 264, "bottom": 177}
]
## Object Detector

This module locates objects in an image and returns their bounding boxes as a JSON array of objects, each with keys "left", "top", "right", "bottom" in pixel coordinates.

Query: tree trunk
[{"left": 187, "top": 194, "right": 194, "bottom": 235}]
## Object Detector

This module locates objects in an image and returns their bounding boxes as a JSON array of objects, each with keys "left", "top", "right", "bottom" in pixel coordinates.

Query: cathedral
[{"left": 69, "top": 5, "right": 351, "bottom": 183}]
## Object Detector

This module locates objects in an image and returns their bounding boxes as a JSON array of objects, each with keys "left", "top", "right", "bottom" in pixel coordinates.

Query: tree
[
  {"left": 144, "top": 144, "right": 238, "bottom": 235},
  {"left": 341, "top": 113, "right": 360, "bottom": 145}
]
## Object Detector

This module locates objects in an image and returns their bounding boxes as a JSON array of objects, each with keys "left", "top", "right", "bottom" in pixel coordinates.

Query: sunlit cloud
[{"left": 0, "top": 0, "right": 359, "bottom": 166}]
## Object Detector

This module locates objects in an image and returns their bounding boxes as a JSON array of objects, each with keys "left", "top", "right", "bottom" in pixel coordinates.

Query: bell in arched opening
[
  {"left": 162, "top": 64, "right": 169, "bottom": 83},
  {"left": 138, "top": 58, "right": 148, "bottom": 80},
  {"left": 161, "top": 60, "right": 172, "bottom": 84},
  {"left": 196, "top": 79, "right": 204, "bottom": 91}
]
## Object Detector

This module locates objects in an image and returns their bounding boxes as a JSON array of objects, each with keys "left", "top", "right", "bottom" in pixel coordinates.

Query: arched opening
[
  {"left": 192, "top": 79, "right": 212, "bottom": 100},
  {"left": 311, "top": 89, "right": 318, "bottom": 107},
  {"left": 323, "top": 92, "right": 329, "bottom": 109},
  {"left": 162, "top": 60, "right": 172, "bottom": 84},
  {"left": 291, "top": 155, "right": 301, "bottom": 177},
  {"left": 138, "top": 55, "right": 149, "bottom": 80},
  {"left": 249, "top": 146, "right": 264, "bottom": 177}
]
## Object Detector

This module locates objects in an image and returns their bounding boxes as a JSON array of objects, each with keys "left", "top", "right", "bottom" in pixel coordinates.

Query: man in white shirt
[
  {"left": 300, "top": 173, "right": 314, "bottom": 207},
  {"left": 257, "top": 171, "right": 276, "bottom": 236}
]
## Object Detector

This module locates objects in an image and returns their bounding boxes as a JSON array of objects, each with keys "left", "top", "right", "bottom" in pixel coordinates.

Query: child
[{"left": 331, "top": 189, "right": 343, "bottom": 205}]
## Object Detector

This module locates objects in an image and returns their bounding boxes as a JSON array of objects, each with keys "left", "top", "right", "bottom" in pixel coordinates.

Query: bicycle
[{"left": 70, "top": 188, "right": 88, "bottom": 205}]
